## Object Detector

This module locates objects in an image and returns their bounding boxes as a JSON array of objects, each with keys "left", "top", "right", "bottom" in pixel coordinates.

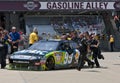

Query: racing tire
[
  {"left": 46, "top": 56, "right": 55, "bottom": 70},
  {"left": 9, "top": 58, "right": 13, "bottom": 64}
]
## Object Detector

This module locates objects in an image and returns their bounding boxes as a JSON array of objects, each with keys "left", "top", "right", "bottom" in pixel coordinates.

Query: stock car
[{"left": 8, "top": 39, "right": 80, "bottom": 70}]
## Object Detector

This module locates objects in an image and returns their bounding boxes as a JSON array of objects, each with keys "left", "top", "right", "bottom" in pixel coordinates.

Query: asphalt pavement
[{"left": 0, "top": 52, "right": 120, "bottom": 83}]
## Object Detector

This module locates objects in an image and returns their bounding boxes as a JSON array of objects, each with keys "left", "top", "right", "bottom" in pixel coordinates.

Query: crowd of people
[
  {"left": 51, "top": 16, "right": 104, "bottom": 35},
  {"left": 59, "top": 31, "right": 105, "bottom": 71},
  {"left": 0, "top": 26, "right": 21, "bottom": 69},
  {"left": 0, "top": 26, "right": 105, "bottom": 70}
]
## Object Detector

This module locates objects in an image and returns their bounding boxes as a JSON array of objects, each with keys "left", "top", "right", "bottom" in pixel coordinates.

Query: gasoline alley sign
[
  {"left": 0, "top": 1, "right": 119, "bottom": 11},
  {"left": 23, "top": 1, "right": 120, "bottom": 10},
  {"left": 39, "top": 2, "right": 114, "bottom": 10}
]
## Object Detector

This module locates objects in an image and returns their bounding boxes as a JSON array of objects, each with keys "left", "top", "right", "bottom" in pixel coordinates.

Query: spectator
[
  {"left": 9, "top": 26, "right": 20, "bottom": 54},
  {"left": 18, "top": 30, "right": 26, "bottom": 50},
  {"left": 41, "top": 32, "right": 47, "bottom": 40},
  {"left": 3, "top": 30, "right": 11, "bottom": 54},
  {"left": 109, "top": 35, "right": 114, "bottom": 52},
  {"left": 29, "top": 27, "right": 38, "bottom": 47},
  {"left": 60, "top": 33, "right": 67, "bottom": 40}
]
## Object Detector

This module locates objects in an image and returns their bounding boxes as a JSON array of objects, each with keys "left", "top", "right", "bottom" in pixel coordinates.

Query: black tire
[
  {"left": 9, "top": 58, "right": 13, "bottom": 63},
  {"left": 46, "top": 56, "right": 55, "bottom": 70}
]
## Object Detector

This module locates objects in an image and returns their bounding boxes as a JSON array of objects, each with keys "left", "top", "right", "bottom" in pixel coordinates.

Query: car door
[
  {"left": 69, "top": 41, "right": 80, "bottom": 63},
  {"left": 56, "top": 41, "right": 74, "bottom": 65},
  {"left": 54, "top": 42, "right": 66, "bottom": 65}
]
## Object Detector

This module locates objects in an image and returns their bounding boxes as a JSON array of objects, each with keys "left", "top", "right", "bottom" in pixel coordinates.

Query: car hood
[
  {"left": 10, "top": 50, "right": 49, "bottom": 60},
  {"left": 15, "top": 50, "right": 49, "bottom": 55}
]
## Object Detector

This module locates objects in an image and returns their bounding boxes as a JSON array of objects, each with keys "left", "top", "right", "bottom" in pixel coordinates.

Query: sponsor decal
[
  {"left": 20, "top": 55, "right": 24, "bottom": 58},
  {"left": 13, "top": 60, "right": 29, "bottom": 64},
  {"left": 55, "top": 52, "right": 62, "bottom": 62},
  {"left": 75, "top": 49, "right": 80, "bottom": 63},
  {"left": 75, "top": 49, "right": 80, "bottom": 60},
  {"left": 19, "top": 50, "right": 44, "bottom": 55}
]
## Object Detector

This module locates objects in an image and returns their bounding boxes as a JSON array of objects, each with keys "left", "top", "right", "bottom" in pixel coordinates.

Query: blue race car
[{"left": 8, "top": 39, "right": 80, "bottom": 70}]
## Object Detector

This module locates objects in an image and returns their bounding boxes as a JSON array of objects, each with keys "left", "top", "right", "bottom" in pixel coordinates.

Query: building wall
[
  {"left": 4, "top": 12, "right": 20, "bottom": 31},
  {"left": 0, "top": 0, "right": 118, "bottom": 32}
]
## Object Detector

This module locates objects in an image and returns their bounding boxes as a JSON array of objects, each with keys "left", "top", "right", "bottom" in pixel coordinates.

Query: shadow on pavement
[{"left": 113, "top": 64, "right": 120, "bottom": 66}]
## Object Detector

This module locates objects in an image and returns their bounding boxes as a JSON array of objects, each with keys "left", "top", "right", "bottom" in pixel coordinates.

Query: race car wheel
[
  {"left": 9, "top": 58, "right": 13, "bottom": 63},
  {"left": 46, "top": 56, "right": 55, "bottom": 70}
]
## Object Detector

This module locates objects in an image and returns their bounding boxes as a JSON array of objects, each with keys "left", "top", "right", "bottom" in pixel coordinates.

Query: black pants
[
  {"left": 92, "top": 48, "right": 100, "bottom": 67},
  {"left": 110, "top": 42, "right": 114, "bottom": 52},
  {"left": 0, "top": 48, "right": 6, "bottom": 68},
  {"left": 77, "top": 52, "right": 93, "bottom": 70}
]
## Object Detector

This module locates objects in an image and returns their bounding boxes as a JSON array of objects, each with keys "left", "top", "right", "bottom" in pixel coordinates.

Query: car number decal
[
  {"left": 63, "top": 52, "right": 68, "bottom": 64},
  {"left": 67, "top": 54, "right": 73, "bottom": 64},
  {"left": 63, "top": 52, "right": 73, "bottom": 64}
]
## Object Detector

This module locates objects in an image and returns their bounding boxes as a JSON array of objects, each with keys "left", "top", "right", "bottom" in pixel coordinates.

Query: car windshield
[{"left": 28, "top": 41, "right": 59, "bottom": 51}]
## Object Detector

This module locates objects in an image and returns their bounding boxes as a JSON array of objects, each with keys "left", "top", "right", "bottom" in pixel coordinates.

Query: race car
[{"left": 8, "top": 39, "right": 80, "bottom": 70}]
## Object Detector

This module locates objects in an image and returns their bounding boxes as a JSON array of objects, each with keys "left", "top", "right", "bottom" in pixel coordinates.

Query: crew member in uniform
[
  {"left": 77, "top": 34, "right": 94, "bottom": 71},
  {"left": 90, "top": 35, "right": 100, "bottom": 68}
]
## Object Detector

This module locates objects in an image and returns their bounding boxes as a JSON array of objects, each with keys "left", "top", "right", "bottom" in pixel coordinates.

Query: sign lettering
[{"left": 39, "top": 2, "right": 116, "bottom": 10}]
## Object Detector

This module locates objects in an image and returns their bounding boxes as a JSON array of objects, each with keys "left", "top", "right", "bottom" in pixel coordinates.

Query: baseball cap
[{"left": 12, "top": 27, "right": 16, "bottom": 29}]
